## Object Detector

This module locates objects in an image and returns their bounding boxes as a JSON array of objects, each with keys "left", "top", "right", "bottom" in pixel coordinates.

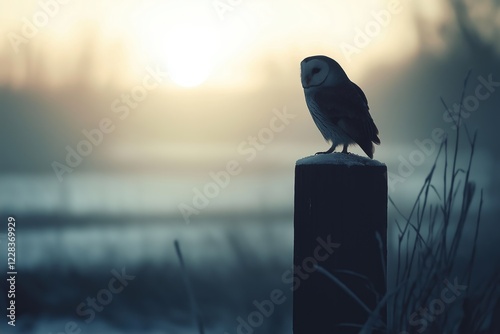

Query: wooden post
[{"left": 293, "top": 153, "right": 387, "bottom": 334}]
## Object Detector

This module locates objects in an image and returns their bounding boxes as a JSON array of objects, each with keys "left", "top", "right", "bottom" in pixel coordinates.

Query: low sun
[{"left": 161, "top": 24, "right": 220, "bottom": 88}]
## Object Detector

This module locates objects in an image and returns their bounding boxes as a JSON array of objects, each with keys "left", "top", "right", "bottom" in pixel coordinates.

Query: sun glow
[
  {"left": 162, "top": 24, "right": 220, "bottom": 88},
  {"left": 127, "top": 3, "right": 224, "bottom": 88}
]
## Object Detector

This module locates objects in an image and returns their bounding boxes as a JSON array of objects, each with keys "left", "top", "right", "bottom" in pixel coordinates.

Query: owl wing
[{"left": 313, "top": 81, "right": 380, "bottom": 150}]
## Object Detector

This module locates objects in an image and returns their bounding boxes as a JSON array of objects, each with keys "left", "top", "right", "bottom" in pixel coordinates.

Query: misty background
[{"left": 1, "top": 0, "right": 499, "bottom": 333}]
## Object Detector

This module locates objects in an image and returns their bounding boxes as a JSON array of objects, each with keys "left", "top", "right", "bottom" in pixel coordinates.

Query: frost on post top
[{"left": 296, "top": 153, "right": 385, "bottom": 167}]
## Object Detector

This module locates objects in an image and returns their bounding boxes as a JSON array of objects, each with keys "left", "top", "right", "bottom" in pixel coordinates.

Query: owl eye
[{"left": 312, "top": 67, "right": 321, "bottom": 74}]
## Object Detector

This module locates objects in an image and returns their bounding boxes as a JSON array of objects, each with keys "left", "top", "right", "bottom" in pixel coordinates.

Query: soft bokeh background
[{"left": 0, "top": 0, "right": 499, "bottom": 333}]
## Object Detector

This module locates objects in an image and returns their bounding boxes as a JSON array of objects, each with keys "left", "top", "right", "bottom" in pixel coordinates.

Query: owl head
[{"left": 300, "top": 55, "right": 349, "bottom": 89}]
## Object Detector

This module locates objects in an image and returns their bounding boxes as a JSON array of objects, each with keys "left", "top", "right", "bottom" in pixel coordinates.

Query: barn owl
[{"left": 300, "top": 55, "right": 380, "bottom": 158}]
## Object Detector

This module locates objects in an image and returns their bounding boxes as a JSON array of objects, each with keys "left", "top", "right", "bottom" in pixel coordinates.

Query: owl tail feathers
[
  {"left": 359, "top": 141, "right": 375, "bottom": 159},
  {"left": 365, "top": 117, "right": 381, "bottom": 145},
  {"left": 345, "top": 118, "right": 380, "bottom": 159},
  {"left": 365, "top": 119, "right": 380, "bottom": 158},
  {"left": 368, "top": 133, "right": 381, "bottom": 159},
  {"left": 356, "top": 136, "right": 381, "bottom": 159}
]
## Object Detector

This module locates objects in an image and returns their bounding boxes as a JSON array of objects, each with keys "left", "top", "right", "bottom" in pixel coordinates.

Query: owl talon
[{"left": 317, "top": 144, "right": 336, "bottom": 155}]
